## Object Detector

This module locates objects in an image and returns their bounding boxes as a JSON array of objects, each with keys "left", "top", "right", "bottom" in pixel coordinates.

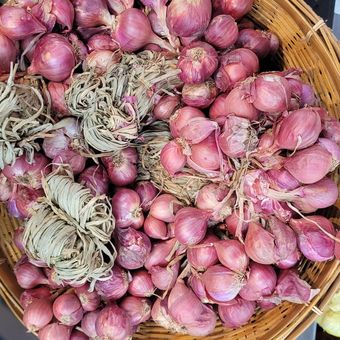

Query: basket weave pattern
[{"left": 0, "top": 0, "right": 339, "bottom": 339}]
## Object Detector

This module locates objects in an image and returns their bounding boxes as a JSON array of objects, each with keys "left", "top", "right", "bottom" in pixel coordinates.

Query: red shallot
[
  {"left": 178, "top": 41, "right": 218, "bottom": 84},
  {"left": 202, "top": 264, "right": 244, "bottom": 303},
  {"left": 276, "top": 269, "right": 320, "bottom": 303},
  {"left": 143, "top": 215, "right": 168, "bottom": 240},
  {"left": 174, "top": 207, "right": 211, "bottom": 246},
  {"left": 215, "top": 239, "right": 249, "bottom": 273},
  {"left": 38, "top": 323, "right": 72, "bottom": 340},
  {"left": 95, "top": 265, "right": 130, "bottom": 300},
  {"left": 120, "top": 296, "right": 152, "bottom": 325},
  {"left": 128, "top": 270, "right": 155, "bottom": 297},
  {"left": 204, "top": 15, "right": 238, "bottom": 49},
  {"left": 149, "top": 194, "right": 183, "bottom": 223},
  {"left": 95, "top": 304, "right": 133, "bottom": 340},
  {"left": 149, "top": 261, "right": 180, "bottom": 290},
  {"left": 83, "top": 49, "right": 121, "bottom": 74},
  {"left": 78, "top": 165, "right": 109, "bottom": 196},
  {"left": 213, "top": 0, "right": 254, "bottom": 20},
  {"left": 0, "top": 32, "right": 17, "bottom": 74},
  {"left": 135, "top": 181, "right": 158, "bottom": 212},
  {"left": 20, "top": 287, "right": 51, "bottom": 309},
  {"left": 116, "top": 227, "right": 151, "bottom": 270},
  {"left": 167, "top": 0, "right": 212, "bottom": 38},
  {"left": 23, "top": 298, "right": 53, "bottom": 332},
  {"left": 111, "top": 188, "right": 144, "bottom": 229},
  {"left": 153, "top": 95, "right": 181, "bottom": 121},
  {"left": 182, "top": 80, "right": 218, "bottom": 108},
  {"left": 218, "top": 297, "right": 256, "bottom": 328},
  {"left": 160, "top": 140, "right": 186, "bottom": 176},
  {"left": 289, "top": 215, "right": 335, "bottom": 262},
  {"left": 28, "top": 33, "right": 76, "bottom": 81},
  {"left": 53, "top": 293, "right": 84, "bottom": 326},
  {"left": 102, "top": 147, "right": 138, "bottom": 186},
  {"left": 187, "top": 233, "right": 219, "bottom": 271},
  {"left": 87, "top": 33, "right": 118, "bottom": 51},
  {"left": 0, "top": 6, "right": 46, "bottom": 40},
  {"left": 47, "top": 82, "right": 70, "bottom": 117},
  {"left": 81, "top": 310, "right": 100, "bottom": 339},
  {"left": 75, "top": 283, "right": 101, "bottom": 312},
  {"left": 239, "top": 262, "right": 277, "bottom": 301}
]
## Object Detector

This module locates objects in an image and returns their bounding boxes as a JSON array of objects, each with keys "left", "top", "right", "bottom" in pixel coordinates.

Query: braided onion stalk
[
  {"left": 66, "top": 51, "right": 181, "bottom": 154},
  {"left": 0, "top": 64, "right": 53, "bottom": 168},
  {"left": 23, "top": 172, "right": 116, "bottom": 289}
]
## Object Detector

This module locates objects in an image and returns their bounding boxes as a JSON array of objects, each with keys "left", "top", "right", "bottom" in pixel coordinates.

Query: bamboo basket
[{"left": 1, "top": 0, "right": 340, "bottom": 339}]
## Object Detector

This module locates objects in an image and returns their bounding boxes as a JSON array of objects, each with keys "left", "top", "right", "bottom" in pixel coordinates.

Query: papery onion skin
[
  {"left": 182, "top": 80, "right": 218, "bottom": 108},
  {"left": 167, "top": 0, "right": 212, "bottom": 38},
  {"left": 52, "top": 293, "right": 84, "bottom": 326},
  {"left": 275, "top": 107, "right": 322, "bottom": 151},
  {"left": 128, "top": 270, "right": 155, "bottom": 297},
  {"left": 289, "top": 215, "right": 335, "bottom": 262},
  {"left": 218, "top": 297, "right": 256, "bottom": 328},
  {"left": 38, "top": 323, "right": 72, "bottom": 340},
  {"left": 0, "top": 32, "right": 17, "bottom": 74},
  {"left": 95, "top": 304, "right": 133, "bottom": 340},
  {"left": 202, "top": 264, "right": 244, "bottom": 302},
  {"left": 187, "top": 233, "right": 219, "bottom": 271},
  {"left": 23, "top": 298, "right": 53, "bottom": 332},
  {"left": 215, "top": 239, "right": 249, "bottom": 273},
  {"left": 178, "top": 41, "right": 218, "bottom": 84},
  {"left": 107, "top": 0, "right": 134, "bottom": 14},
  {"left": 95, "top": 265, "right": 129, "bottom": 300},
  {"left": 267, "top": 168, "right": 300, "bottom": 191},
  {"left": 0, "top": 172, "right": 12, "bottom": 202},
  {"left": 239, "top": 262, "right": 277, "bottom": 301},
  {"left": 276, "top": 269, "right": 320, "bottom": 304},
  {"left": 174, "top": 207, "right": 211, "bottom": 246},
  {"left": 213, "top": 0, "right": 254, "bottom": 20},
  {"left": 219, "top": 116, "right": 258, "bottom": 158},
  {"left": 204, "top": 15, "right": 238, "bottom": 49},
  {"left": 116, "top": 227, "right": 152, "bottom": 270},
  {"left": 0, "top": 6, "right": 46, "bottom": 41},
  {"left": 276, "top": 249, "right": 301, "bottom": 269},
  {"left": 28, "top": 33, "right": 76, "bottom": 82}
]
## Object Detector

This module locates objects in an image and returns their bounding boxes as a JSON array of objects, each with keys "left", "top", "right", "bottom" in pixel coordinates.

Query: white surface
[{"left": 335, "top": 0, "right": 340, "bottom": 14}]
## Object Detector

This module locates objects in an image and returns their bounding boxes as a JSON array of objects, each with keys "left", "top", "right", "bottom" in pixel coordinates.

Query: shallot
[
  {"left": 53, "top": 293, "right": 84, "bottom": 326},
  {"left": 128, "top": 270, "right": 155, "bottom": 297},
  {"left": 120, "top": 296, "right": 152, "bottom": 325},
  {"left": 149, "top": 194, "right": 183, "bottom": 223},
  {"left": 23, "top": 298, "right": 53, "bottom": 332},
  {"left": 75, "top": 283, "right": 101, "bottom": 312},
  {"left": 135, "top": 181, "right": 158, "bottom": 212},
  {"left": 38, "top": 323, "right": 72, "bottom": 340}
]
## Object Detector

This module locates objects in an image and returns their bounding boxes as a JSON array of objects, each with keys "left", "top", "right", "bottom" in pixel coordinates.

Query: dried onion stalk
[
  {"left": 137, "top": 122, "right": 210, "bottom": 204},
  {"left": 23, "top": 171, "right": 116, "bottom": 289},
  {"left": 0, "top": 64, "right": 53, "bottom": 168},
  {"left": 66, "top": 51, "right": 181, "bottom": 154}
]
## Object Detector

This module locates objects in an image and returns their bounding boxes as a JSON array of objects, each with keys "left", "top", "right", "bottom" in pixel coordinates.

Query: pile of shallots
[{"left": 0, "top": 0, "right": 340, "bottom": 339}]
